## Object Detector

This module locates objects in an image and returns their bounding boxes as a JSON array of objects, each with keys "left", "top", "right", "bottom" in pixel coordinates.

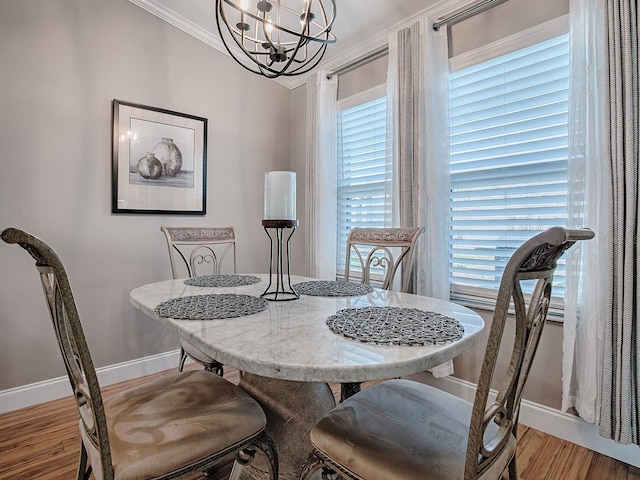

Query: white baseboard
[
  {"left": 410, "top": 373, "right": 640, "bottom": 468},
  {"left": 0, "top": 350, "right": 181, "bottom": 415}
]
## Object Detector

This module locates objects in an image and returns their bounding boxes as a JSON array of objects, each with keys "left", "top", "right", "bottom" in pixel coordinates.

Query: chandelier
[{"left": 215, "top": 0, "right": 337, "bottom": 79}]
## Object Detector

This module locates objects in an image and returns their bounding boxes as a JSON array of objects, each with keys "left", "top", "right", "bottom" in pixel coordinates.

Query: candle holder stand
[{"left": 261, "top": 220, "right": 299, "bottom": 301}]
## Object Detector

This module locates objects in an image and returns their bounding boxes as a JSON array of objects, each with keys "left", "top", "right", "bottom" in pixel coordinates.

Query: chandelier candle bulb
[{"left": 264, "top": 171, "right": 296, "bottom": 220}]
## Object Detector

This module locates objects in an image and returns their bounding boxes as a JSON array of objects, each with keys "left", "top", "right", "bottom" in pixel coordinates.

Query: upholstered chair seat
[
  {"left": 310, "top": 379, "right": 513, "bottom": 480},
  {"left": 85, "top": 370, "right": 265, "bottom": 480}
]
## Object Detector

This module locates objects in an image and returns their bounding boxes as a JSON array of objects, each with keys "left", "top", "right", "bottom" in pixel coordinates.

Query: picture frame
[{"left": 111, "top": 99, "right": 207, "bottom": 215}]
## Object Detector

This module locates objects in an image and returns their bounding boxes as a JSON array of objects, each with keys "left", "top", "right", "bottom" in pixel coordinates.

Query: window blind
[
  {"left": 336, "top": 95, "right": 390, "bottom": 274},
  {"left": 449, "top": 33, "right": 570, "bottom": 301}
]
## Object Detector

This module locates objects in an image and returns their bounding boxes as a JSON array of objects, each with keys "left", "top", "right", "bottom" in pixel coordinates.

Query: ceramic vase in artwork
[
  {"left": 153, "top": 137, "right": 183, "bottom": 176},
  {"left": 136, "top": 152, "right": 163, "bottom": 179}
]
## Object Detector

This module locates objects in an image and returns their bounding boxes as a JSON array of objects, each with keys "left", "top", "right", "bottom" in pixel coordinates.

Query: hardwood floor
[{"left": 0, "top": 365, "right": 636, "bottom": 480}]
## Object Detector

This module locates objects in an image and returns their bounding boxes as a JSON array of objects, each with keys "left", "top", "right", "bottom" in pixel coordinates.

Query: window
[
  {"left": 449, "top": 31, "right": 570, "bottom": 306},
  {"left": 336, "top": 85, "right": 390, "bottom": 276}
]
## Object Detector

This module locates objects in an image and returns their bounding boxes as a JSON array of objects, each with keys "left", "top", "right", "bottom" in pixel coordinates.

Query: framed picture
[{"left": 112, "top": 99, "right": 207, "bottom": 215}]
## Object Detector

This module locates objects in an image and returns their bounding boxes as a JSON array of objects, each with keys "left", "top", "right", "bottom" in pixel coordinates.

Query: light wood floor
[{"left": 1, "top": 365, "right": 637, "bottom": 480}]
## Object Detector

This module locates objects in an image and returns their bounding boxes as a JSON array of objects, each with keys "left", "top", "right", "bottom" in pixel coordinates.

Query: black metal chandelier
[{"left": 215, "top": 0, "right": 336, "bottom": 79}]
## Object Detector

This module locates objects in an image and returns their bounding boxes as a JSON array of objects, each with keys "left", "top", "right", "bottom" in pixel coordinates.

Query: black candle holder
[{"left": 261, "top": 220, "right": 299, "bottom": 301}]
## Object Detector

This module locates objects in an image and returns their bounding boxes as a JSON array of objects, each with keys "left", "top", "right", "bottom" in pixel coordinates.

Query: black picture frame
[{"left": 111, "top": 99, "right": 207, "bottom": 215}]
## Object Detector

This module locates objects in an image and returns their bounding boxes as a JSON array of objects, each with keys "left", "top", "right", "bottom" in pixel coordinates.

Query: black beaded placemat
[
  {"left": 292, "top": 280, "right": 374, "bottom": 297},
  {"left": 184, "top": 274, "right": 261, "bottom": 288},
  {"left": 326, "top": 306, "right": 464, "bottom": 346},
  {"left": 154, "top": 294, "right": 267, "bottom": 320}
]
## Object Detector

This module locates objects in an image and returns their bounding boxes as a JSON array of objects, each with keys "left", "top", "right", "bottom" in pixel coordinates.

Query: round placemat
[
  {"left": 184, "top": 274, "right": 261, "bottom": 288},
  {"left": 292, "top": 280, "right": 374, "bottom": 297},
  {"left": 326, "top": 306, "right": 464, "bottom": 346},
  {"left": 154, "top": 294, "right": 268, "bottom": 320}
]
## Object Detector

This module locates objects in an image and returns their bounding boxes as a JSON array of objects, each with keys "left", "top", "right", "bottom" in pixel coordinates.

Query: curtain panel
[
  {"left": 387, "top": 20, "right": 452, "bottom": 377},
  {"left": 600, "top": 0, "right": 640, "bottom": 445},
  {"left": 562, "top": 0, "right": 608, "bottom": 424},
  {"left": 305, "top": 71, "right": 338, "bottom": 280}
]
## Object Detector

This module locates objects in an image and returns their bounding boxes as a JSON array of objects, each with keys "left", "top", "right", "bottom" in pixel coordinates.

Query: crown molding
[
  {"left": 128, "top": 0, "right": 292, "bottom": 88},
  {"left": 129, "top": 0, "right": 490, "bottom": 91}
]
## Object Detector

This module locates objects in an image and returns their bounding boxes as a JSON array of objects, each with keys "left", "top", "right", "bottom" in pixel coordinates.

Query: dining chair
[
  {"left": 2, "top": 227, "right": 278, "bottom": 480},
  {"left": 340, "top": 226, "right": 425, "bottom": 401},
  {"left": 302, "top": 226, "right": 594, "bottom": 480},
  {"left": 161, "top": 226, "right": 236, "bottom": 374},
  {"left": 344, "top": 227, "right": 424, "bottom": 293}
]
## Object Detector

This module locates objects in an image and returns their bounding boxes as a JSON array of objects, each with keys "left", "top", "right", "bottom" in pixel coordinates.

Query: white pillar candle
[{"left": 264, "top": 171, "right": 296, "bottom": 220}]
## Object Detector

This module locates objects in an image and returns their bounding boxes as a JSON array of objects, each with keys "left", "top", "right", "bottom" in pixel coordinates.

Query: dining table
[{"left": 129, "top": 274, "right": 484, "bottom": 480}]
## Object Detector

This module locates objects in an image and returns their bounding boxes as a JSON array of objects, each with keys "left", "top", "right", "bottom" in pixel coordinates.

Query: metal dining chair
[
  {"left": 2, "top": 227, "right": 278, "bottom": 480},
  {"left": 302, "top": 227, "right": 594, "bottom": 480},
  {"left": 344, "top": 227, "right": 424, "bottom": 293},
  {"left": 341, "top": 226, "right": 425, "bottom": 401},
  {"left": 161, "top": 226, "right": 236, "bottom": 375}
]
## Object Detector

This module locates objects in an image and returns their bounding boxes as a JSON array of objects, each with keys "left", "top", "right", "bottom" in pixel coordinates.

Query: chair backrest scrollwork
[
  {"left": 344, "top": 227, "right": 424, "bottom": 293},
  {"left": 161, "top": 226, "right": 237, "bottom": 279}
]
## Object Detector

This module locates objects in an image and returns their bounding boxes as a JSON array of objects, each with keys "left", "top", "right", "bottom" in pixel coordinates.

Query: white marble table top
[{"left": 129, "top": 274, "right": 484, "bottom": 383}]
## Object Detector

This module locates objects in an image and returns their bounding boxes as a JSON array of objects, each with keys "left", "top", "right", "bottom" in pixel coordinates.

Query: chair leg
[
  {"left": 205, "top": 360, "right": 224, "bottom": 377},
  {"left": 340, "top": 382, "right": 361, "bottom": 402},
  {"left": 299, "top": 451, "right": 339, "bottom": 480},
  {"left": 76, "top": 441, "right": 92, "bottom": 480},
  {"left": 178, "top": 347, "right": 188, "bottom": 372},
  {"left": 507, "top": 454, "right": 518, "bottom": 480},
  {"left": 229, "top": 432, "right": 279, "bottom": 480}
]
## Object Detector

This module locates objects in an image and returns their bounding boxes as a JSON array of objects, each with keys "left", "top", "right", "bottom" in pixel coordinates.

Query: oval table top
[{"left": 129, "top": 274, "right": 484, "bottom": 383}]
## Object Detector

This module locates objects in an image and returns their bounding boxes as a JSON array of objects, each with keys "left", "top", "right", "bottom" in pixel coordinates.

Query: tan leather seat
[
  {"left": 311, "top": 379, "right": 511, "bottom": 480},
  {"left": 98, "top": 371, "right": 265, "bottom": 480}
]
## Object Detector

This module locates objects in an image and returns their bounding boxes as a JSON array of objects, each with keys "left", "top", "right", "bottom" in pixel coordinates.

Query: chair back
[
  {"left": 465, "top": 227, "right": 594, "bottom": 480},
  {"left": 161, "top": 226, "right": 236, "bottom": 278},
  {"left": 2, "top": 228, "right": 114, "bottom": 479},
  {"left": 344, "top": 227, "right": 424, "bottom": 292}
]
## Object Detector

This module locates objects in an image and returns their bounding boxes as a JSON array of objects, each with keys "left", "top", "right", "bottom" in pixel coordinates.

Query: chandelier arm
[
  {"left": 279, "top": 44, "right": 326, "bottom": 76},
  {"left": 221, "top": 0, "right": 335, "bottom": 45}
]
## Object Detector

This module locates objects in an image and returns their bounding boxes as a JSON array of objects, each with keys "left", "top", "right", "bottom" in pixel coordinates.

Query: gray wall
[
  {"left": 0, "top": 0, "right": 571, "bottom": 404},
  {"left": 289, "top": 0, "right": 569, "bottom": 410},
  {"left": 0, "top": 0, "right": 295, "bottom": 389}
]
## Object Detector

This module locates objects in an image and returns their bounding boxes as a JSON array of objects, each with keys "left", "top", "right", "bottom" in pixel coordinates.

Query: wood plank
[
  {"left": 544, "top": 439, "right": 595, "bottom": 480},
  {"left": 586, "top": 452, "right": 631, "bottom": 480},
  {"left": 628, "top": 465, "right": 640, "bottom": 480}
]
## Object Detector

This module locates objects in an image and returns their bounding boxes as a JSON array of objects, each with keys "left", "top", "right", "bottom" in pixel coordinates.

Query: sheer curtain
[
  {"left": 305, "top": 70, "right": 338, "bottom": 279},
  {"left": 562, "top": 0, "right": 608, "bottom": 424},
  {"left": 386, "top": 18, "right": 452, "bottom": 376},
  {"left": 600, "top": 0, "right": 640, "bottom": 445}
]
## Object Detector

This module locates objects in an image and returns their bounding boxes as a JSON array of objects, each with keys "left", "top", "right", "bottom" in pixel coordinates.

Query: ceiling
[{"left": 129, "top": 0, "right": 442, "bottom": 87}]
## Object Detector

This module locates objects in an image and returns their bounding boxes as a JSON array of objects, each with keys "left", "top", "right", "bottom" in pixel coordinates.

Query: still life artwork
[
  {"left": 112, "top": 100, "right": 207, "bottom": 215},
  {"left": 131, "top": 129, "right": 192, "bottom": 188}
]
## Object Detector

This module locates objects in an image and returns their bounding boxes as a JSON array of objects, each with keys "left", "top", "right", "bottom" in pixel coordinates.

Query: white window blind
[
  {"left": 336, "top": 90, "right": 390, "bottom": 275},
  {"left": 449, "top": 33, "right": 570, "bottom": 302}
]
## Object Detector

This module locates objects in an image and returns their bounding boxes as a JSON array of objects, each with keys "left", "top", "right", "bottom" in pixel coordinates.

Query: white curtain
[
  {"left": 562, "top": 0, "right": 608, "bottom": 424},
  {"left": 386, "top": 19, "right": 452, "bottom": 377},
  {"left": 305, "top": 70, "right": 338, "bottom": 280}
]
